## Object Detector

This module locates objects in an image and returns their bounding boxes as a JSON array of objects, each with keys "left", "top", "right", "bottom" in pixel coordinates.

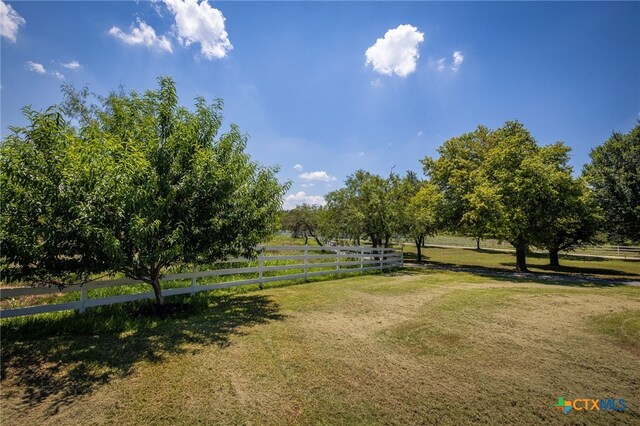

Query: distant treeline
[{"left": 281, "top": 121, "right": 640, "bottom": 272}]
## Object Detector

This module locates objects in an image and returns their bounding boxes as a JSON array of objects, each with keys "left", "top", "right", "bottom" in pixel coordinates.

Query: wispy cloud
[
  {"left": 299, "top": 171, "right": 336, "bottom": 182},
  {"left": 61, "top": 60, "right": 82, "bottom": 70},
  {"left": 25, "top": 61, "right": 65, "bottom": 80},
  {"left": 293, "top": 164, "right": 304, "bottom": 171},
  {"left": 109, "top": 19, "right": 173, "bottom": 53},
  {"left": 365, "top": 24, "right": 424, "bottom": 77},
  {"left": 0, "top": 0, "right": 25, "bottom": 43},
  {"left": 436, "top": 51, "right": 465, "bottom": 72},
  {"left": 25, "top": 61, "right": 46, "bottom": 74},
  {"left": 451, "top": 51, "right": 464, "bottom": 72}
]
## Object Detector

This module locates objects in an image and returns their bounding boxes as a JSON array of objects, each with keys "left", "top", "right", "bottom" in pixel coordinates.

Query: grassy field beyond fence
[{"left": 422, "top": 235, "right": 640, "bottom": 259}]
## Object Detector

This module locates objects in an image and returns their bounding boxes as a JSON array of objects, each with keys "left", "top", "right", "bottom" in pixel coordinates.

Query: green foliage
[
  {"left": 1, "top": 77, "right": 289, "bottom": 304},
  {"left": 324, "top": 170, "right": 407, "bottom": 247},
  {"left": 424, "top": 121, "right": 591, "bottom": 271},
  {"left": 583, "top": 124, "right": 640, "bottom": 244},
  {"left": 280, "top": 203, "right": 326, "bottom": 245}
]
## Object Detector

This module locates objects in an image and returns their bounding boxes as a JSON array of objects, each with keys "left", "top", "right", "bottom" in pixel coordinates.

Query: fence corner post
[
  {"left": 79, "top": 287, "right": 87, "bottom": 314},
  {"left": 304, "top": 247, "right": 308, "bottom": 282},
  {"left": 190, "top": 265, "right": 197, "bottom": 297},
  {"left": 258, "top": 256, "right": 264, "bottom": 289}
]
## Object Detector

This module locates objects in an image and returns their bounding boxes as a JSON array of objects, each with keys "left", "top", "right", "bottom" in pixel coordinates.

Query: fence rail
[
  {"left": 0, "top": 246, "right": 402, "bottom": 319},
  {"left": 416, "top": 236, "right": 640, "bottom": 259}
]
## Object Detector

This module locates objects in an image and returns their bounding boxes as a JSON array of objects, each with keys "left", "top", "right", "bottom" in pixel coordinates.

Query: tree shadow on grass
[
  {"left": 0, "top": 293, "right": 285, "bottom": 415},
  {"left": 404, "top": 248, "right": 639, "bottom": 280}
]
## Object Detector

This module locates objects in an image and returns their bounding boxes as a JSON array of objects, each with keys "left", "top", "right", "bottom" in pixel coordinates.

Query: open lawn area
[
  {"left": 405, "top": 245, "right": 640, "bottom": 280},
  {"left": 2, "top": 267, "right": 639, "bottom": 425}
]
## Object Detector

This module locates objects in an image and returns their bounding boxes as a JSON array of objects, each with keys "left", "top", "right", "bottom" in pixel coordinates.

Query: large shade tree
[
  {"left": 583, "top": 124, "right": 640, "bottom": 244},
  {"left": 1, "top": 77, "right": 288, "bottom": 307},
  {"left": 425, "top": 121, "right": 577, "bottom": 272}
]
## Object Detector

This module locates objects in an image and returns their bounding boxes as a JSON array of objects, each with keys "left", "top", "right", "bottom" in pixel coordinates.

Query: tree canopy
[
  {"left": 1, "top": 77, "right": 288, "bottom": 306},
  {"left": 424, "top": 121, "right": 586, "bottom": 271},
  {"left": 583, "top": 124, "right": 640, "bottom": 244}
]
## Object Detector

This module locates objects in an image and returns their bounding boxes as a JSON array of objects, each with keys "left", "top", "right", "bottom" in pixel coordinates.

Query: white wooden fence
[{"left": 0, "top": 246, "right": 403, "bottom": 319}]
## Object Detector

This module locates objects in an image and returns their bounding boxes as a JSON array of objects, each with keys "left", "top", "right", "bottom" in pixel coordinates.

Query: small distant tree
[
  {"left": 281, "top": 204, "right": 325, "bottom": 245},
  {"left": 404, "top": 183, "right": 443, "bottom": 262},
  {"left": 325, "top": 170, "right": 398, "bottom": 247},
  {"left": 583, "top": 124, "right": 640, "bottom": 244},
  {"left": 1, "top": 77, "right": 288, "bottom": 309}
]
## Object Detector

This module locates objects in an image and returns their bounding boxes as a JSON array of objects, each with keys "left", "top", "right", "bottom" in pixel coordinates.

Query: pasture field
[
  {"left": 1, "top": 264, "right": 639, "bottom": 425},
  {"left": 404, "top": 245, "right": 640, "bottom": 279}
]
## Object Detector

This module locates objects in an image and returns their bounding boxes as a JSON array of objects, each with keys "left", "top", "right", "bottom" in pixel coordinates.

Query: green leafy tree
[
  {"left": 404, "top": 183, "right": 443, "bottom": 262},
  {"left": 422, "top": 126, "right": 495, "bottom": 249},
  {"left": 1, "top": 77, "right": 288, "bottom": 308},
  {"left": 583, "top": 124, "right": 640, "bottom": 244},
  {"left": 532, "top": 146, "right": 602, "bottom": 266},
  {"left": 281, "top": 204, "right": 326, "bottom": 245},
  {"left": 325, "top": 170, "right": 402, "bottom": 248},
  {"left": 425, "top": 121, "right": 574, "bottom": 272}
]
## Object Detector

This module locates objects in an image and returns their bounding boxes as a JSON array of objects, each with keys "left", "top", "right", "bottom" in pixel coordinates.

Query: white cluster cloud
[
  {"left": 283, "top": 191, "right": 326, "bottom": 210},
  {"left": 109, "top": 19, "right": 173, "bottom": 53},
  {"left": 365, "top": 24, "right": 424, "bottom": 77},
  {"left": 0, "top": 0, "right": 25, "bottom": 42},
  {"left": 293, "top": 164, "right": 304, "bottom": 171},
  {"left": 299, "top": 171, "right": 336, "bottom": 182},
  {"left": 437, "top": 50, "right": 465, "bottom": 72},
  {"left": 108, "top": 1, "right": 231, "bottom": 60},
  {"left": 24, "top": 61, "right": 64, "bottom": 80},
  {"left": 164, "top": 0, "right": 232, "bottom": 59},
  {"left": 61, "top": 60, "right": 81, "bottom": 69}
]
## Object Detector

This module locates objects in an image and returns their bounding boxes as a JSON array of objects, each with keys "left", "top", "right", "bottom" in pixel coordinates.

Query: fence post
[
  {"left": 304, "top": 247, "right": 308, "bottom": 281},
  {"left": 258, "top": 256, "right": 264, "bottom": 290},
  {"left": 360, "top": 248, "right": 364, "bottom": 274},
  {"left": 336, "top": 249, "right": 340, "bottom": 273},
  {"left": 79, "top": 287, "right": 87, "bottom": 314},
  {"left": 379, "top": 249, "right": 384, "bottom": 271},
  {"left": 400, "top": 247, "right": 404, "bottom": 267},
  {"left": 190, "top": 265, "right": 197, "bottom": 297}
]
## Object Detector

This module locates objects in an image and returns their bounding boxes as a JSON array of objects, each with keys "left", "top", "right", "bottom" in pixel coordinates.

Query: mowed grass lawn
[
  {"left": 405, "top": 245, "right": 640, "bottom": 279},
  {"left": 2, "top": 264, "right": 640, "bottom": 425}
]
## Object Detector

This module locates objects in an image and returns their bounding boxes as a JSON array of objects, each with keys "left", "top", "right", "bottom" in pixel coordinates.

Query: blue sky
[{"left": 2, "top": 1, "right": 639, "bottom": 209}]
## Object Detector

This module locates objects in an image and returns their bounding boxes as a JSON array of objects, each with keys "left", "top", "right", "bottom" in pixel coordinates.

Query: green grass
[
  {"left": 404, "top": 245, "right": 640, "bottom": 279},
  {"left": 2, "top": 267, "right": 639, "bottom": 425}
]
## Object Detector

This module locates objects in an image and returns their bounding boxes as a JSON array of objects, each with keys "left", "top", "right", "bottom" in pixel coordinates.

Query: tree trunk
[
  {"left": 515, "top": 245, "right": 528, "bottom": 272},
  {"left": 384, "top": 235, "right": 390, "bottom": 248},
  {"left": 150, "top": 276, "right": 165, "bottom": 316},
  {"left": 314, "top": 235, "right": 324, "bottom": 246},
  {"left": 303, "top": 234, "right": 308, "bottom": 245},
  {"left": 549, "top": 249, "right": 560, "bottom": 267},
  {"left": 476, "top": 237, "right": 481, "bottom": 250},
  {"left": 415, "top": 236, "right": 423, "bottom": 263}
]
